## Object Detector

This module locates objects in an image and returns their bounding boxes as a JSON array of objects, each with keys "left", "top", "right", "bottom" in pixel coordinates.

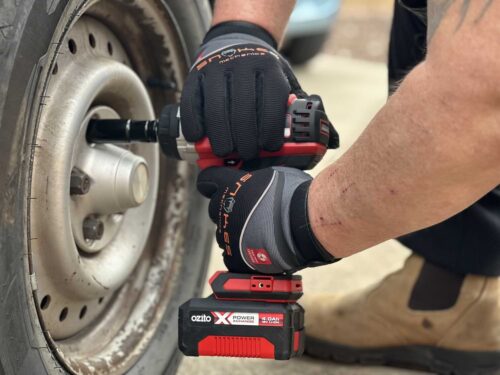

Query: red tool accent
[
  {"left": 221, "top": 276, "right": 303, "bottom": 294},
  {"left": 211, "top": 297, "right": 294, "bottom": 303},
  {"left": 249, "top": 276, "right": 274, "bottom": 292},
  {"left": 198, "top": 336, "right": 275, "bottom": 358},
  {"left": 208, "top": 272, "right": 303, "bottom": 303},
  {"left": 194, "top": 138, "right": 242, "bottom": 169},
  {"left": 293, "top": 331, "right": 301, "bottom": 353},
  {"left": 194, "top": 138, "right": 327, "bottom": 170},
  {"left": 259, "top": 143, "right": 327, "bottom": 158},
  {"left": 258, "top": 313, "right": 284, "bottom": 327}
]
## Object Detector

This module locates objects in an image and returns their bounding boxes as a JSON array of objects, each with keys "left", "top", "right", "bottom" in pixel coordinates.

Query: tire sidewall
[{"left": 0, "top": 1, "right": 212, "bottom": 374}]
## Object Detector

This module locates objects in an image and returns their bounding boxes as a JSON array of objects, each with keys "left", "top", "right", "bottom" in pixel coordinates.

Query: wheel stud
[
  {"left": 83, "top": 217, "right": 104, "bottom": 241},
  {"left": 70, "top": 168, "right": 91, "bottom": 195}
]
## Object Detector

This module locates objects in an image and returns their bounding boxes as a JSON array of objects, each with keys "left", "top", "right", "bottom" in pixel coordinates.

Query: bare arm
[
  {"left": 309, "top": 0, "right": 500, "bottom": 258},
  {"left": 212, "top": 0, "right": 296, "bottom": 43}
]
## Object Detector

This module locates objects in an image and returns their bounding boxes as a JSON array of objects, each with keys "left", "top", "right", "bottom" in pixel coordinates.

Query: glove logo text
[
  {"left": 223, "top": 197, "right": 236, "bottom": 213},
  {"left": 196, "top": 46, "right": 271, "bottom": 71},
  {"left": 221, "top": 48, "right": 236, "bottom": 57},
  {"left": 246, "top": 248, "right": 273, "bottom": 265},
  {"left": 218, "top": 172, "right": 253, "bottom": 257}
]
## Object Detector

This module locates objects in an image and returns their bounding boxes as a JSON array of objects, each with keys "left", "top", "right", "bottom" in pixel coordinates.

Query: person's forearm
[
  {"left": 309, "top": 55, "right": 500, "bottom": 258},
  {"left": 212, "top": 0, "right": 296, "bottom": 43},
  {"left": 309, "top": 0, "right": 500, "bottom": 258}
]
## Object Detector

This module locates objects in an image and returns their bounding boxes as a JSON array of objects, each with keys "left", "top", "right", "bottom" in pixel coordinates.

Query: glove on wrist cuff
[
  {"left": 290, "top": 181, "right": 340, "bottom": 267},
  {"left": 204, "top": 21, "right": 278, "bottom": 49}
]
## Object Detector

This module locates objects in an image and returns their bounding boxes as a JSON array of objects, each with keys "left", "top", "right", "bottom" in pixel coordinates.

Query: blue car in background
[{"left": 282, "top": 0, "right": 341, "bottom": 65}]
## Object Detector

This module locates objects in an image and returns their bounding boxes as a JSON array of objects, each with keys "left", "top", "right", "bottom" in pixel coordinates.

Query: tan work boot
[{"left": 303, "top": 254, "right": 500, "bottom": 375}]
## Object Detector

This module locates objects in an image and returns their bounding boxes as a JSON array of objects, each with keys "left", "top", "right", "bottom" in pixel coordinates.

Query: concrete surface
[
  {"left": 177, "top": 55, "right": 430, "bottom": 375},
  {"left": 324, "top": 0, "right": 393, "bottom": 62}
]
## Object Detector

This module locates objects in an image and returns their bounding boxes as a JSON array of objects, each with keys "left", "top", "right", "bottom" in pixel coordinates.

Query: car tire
[
  {"left": 0, "top": 1, "right": 213, "bottom": 374},
  {"left": 282, "top": 33, "right": 329, "bottom": 66}
]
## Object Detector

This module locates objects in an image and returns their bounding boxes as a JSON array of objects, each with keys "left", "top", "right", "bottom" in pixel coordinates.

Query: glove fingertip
[
  {"left": 238, "top": 145, "right": 259, "bottom": 161},
  {"left": 183, "top": 129, "right": 204, "bottom": 143},
  {"left": 180, "top": 74, "right": 206, "bottom": 142},
  {"left": 262, "top": 137, "right": 284, "bottom": 152},
  {"left": 209, "top": 140, "right": 234, "bottom": 158},
  {"left": 196, "top": 177, "right": 218, "bottom": 198},
  {"left": 197, "top": 166, "right": 224, "bottom": 180},
  {"left": 196, "top": 166, "right": 233, "bottom": 197}
]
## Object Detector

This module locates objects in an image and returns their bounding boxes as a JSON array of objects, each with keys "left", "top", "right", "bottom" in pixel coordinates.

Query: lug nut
[
  {"left": 83, "top": 217, "right": 104, "bottom": 241},
  {"left": 70, "top": 168, "right": 91, "bottom": 195}
]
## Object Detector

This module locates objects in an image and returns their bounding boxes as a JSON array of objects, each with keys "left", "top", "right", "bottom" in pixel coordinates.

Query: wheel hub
[
  {"left": 72, "top": 106, "right": 151, "bottom": 254},
  {"left": 31, "top": 16, "right": 159, "bottom": 339},
  {"left": 27, "top": 0, "right": 198, "bottom": 371}
]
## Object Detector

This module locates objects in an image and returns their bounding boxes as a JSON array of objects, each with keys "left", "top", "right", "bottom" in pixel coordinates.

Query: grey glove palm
[{"left": 197, "top": 166, "right": 338, "bottom": 274}]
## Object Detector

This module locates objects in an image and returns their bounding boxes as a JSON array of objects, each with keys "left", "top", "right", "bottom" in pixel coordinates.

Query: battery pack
[{"left": 178, "top": 272, "right": 305, "bottom": 360}]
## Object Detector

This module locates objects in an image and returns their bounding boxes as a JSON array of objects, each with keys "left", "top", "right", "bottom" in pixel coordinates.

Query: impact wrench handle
[{"left": 86, "top": 94, "right": 339, "bottom": 171}]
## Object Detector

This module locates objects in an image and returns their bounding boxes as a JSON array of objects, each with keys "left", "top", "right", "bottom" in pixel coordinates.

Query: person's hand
[
  {"left": 180, "top": 21, "right": 307, "bottom": 160},
  {"left": 197, "top": 166, "right": 338, "bottom": 274}
]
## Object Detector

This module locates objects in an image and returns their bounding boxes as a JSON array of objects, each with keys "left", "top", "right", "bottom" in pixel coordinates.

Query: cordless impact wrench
[{"left": 86, "top": 94, "right": 339, "bottom": 360}]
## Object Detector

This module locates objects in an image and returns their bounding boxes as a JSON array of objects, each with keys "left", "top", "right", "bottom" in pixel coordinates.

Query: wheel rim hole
[
  {"left": 52, "top": 63, "right": 58, "bottom": 75},
  {"left": 68, "top": 39, "right": 77, "bottom": 54},
  {"left": 40, "top": 295, "right": 51, "bottom": 310},
  {"left": 79, "top": 305, "right": 87, "bottom": 319},
  {"left": 98, "top": 297, "right": 104, "bottom": 304},
  {"left": 107, "top": 42, "right": 113, "bottom": 56},
  {"left": 89, "top": 33, "right": 96, "bottom": 48},
  {"left": 59, "top": 307, "right": 69, "bottom": 322}
]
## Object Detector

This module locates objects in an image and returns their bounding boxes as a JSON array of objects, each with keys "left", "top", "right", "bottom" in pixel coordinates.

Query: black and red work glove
[
  {"left": 197, "top": 166, "right": 339, "bottom": 274},
  {"left": 180, "top": 21, "right": 307, "bottom": 160}
]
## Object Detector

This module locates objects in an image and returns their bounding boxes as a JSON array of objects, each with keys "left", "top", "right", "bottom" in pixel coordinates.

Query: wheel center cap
[{"left": 71, "top": 106, "right": 151, "bottom": 254}]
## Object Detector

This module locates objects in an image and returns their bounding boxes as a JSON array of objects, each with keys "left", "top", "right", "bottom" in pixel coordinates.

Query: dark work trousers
[{"left": 389, "top": 0, "right": 500, "bottom": 276}]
